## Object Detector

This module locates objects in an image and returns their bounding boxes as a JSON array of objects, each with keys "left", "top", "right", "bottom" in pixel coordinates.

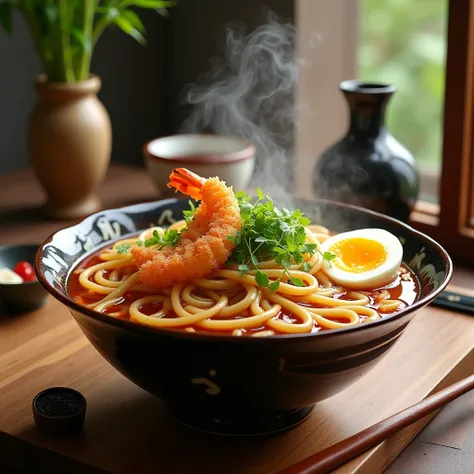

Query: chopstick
[
  {"left": 430, "top": 288, "right": 474, "bottom": 315},
  {"left": 277, "top": 285, "right": 474, "bottom": 474},
  {"left": 279, "top": 361, "right": 474, "bottom": 474}
]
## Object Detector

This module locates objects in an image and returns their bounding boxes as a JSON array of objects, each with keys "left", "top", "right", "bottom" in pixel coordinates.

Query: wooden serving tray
[{"left": 1, "top": 295, "right": 474, "bottom": 474}]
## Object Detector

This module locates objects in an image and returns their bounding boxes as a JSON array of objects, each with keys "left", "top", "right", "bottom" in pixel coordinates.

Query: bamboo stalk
[
  {"left": 92, "top": 15, "right": 111, "bottom": 46},
  {"left": 77, "top": 0, "right": 96, "bottom": 81},
  {"left": 58, "top": 0, "right": 75, "bottom": 83}
]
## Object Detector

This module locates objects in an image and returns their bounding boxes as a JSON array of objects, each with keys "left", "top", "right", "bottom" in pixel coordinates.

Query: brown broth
[{"left": 68, "top": 243, "right": 421, "bottom": 336}]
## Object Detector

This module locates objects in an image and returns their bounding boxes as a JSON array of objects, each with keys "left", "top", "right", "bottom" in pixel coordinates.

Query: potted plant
[{"left": 0, "top": 0, "right": 175, "bottom": 219}]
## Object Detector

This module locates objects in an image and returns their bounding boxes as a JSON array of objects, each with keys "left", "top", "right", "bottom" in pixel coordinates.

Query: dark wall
[
  {"left": 92, "top": 11, "right": 167, "bottom": 168},
  {"left": 0, "top": 2, "right": 294, "bottom": 174},
  {"left": 0, "top": 12, "right": 40, "bottom": 173},
  {"left": 163, "top": 0, "right": 295, "bottom": 133}
]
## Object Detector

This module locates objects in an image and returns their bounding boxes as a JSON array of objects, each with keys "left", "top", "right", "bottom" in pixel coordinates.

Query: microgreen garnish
[
  {"left": 143, "top": 229, "right": 181, "bottom": 250},
  {"left": 183, "top": 201, "right": 197, "bottom": 225},
  {"left": 322, "top": 251, "right": 336, "bottom": 264},
  {"left": 115, "top": 200, "right": 195, "bottom": 253},
  {"left": 115, "top": 191, "right": 335, "bottom": 293},
  {"left": 116, "top": 243, "right": 132, "bottom": 254},
  {"left": 227, "top": 190, "right": 336, "bottom": 292}
]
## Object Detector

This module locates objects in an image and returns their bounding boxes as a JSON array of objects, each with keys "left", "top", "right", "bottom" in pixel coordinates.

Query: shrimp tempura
[{"left": 131, "top": 168, "right": 241, "bottom": 288}]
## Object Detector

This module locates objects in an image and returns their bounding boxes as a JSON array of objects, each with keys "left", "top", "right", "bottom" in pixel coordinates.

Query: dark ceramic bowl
[
  {"left": 0, "top": 244, "right": 48, "bottom": 313},
  {"left": 35, "top": 199, "right": 452, "bottom": 436}
]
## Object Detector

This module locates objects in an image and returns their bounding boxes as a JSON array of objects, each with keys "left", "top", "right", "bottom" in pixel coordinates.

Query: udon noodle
[{"left": 68, "top": 220, "right": 419, "bottom": 336}]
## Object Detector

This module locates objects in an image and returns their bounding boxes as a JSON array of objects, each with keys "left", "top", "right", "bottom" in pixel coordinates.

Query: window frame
[{"left": 409, "top": 0, "right": 474, "bottom": 264}]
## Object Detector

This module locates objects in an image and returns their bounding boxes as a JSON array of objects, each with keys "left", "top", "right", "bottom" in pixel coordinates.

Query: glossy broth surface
[{"left": 68, "top": 240, "right": 420, "bottom": 336}]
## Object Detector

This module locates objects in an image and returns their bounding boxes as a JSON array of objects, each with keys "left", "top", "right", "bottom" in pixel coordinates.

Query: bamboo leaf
[
  {"left": 121, "top": 9, "right": 145, "bottom": 34},
  {"left": 32, "top": 3, "right": 57, "bottom": 37},
  {"left": 113, "top": 15, "right": 145, "bottom": 44},
  {"left": 100, "top": 6, "right": 120, "bottom": 20},
  {"left": 44, "top": 4, "right": 59, "bottom": 27},
  {"left": 119, "top": 0, "right": 176, "bottom": 17},
  {"left": 123, "top": 0, "right": 176, "bottom": 8},
  {"left": 0, "top": 1, "right": 13, "bottom": 36},
  {"left": 71, "top": 28, "right": 91, "bottom": 54}
]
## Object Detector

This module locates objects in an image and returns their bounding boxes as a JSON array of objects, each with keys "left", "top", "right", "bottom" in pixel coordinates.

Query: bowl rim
[
  {"left": 35, "top": 198, "right": 453, "bottom": 343},
  {"left": 143, "top": 133, "right": 256, "bottom": 165}
]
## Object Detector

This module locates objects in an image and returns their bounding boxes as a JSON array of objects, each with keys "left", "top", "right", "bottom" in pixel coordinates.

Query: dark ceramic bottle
[{"left": 312, "top": 80, "right": 420, "bottom": 221}]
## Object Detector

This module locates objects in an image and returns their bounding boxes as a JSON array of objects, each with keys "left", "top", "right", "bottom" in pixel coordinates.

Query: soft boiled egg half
[{"left": 319, "top": 228, "right": 403, "bottom": 290}]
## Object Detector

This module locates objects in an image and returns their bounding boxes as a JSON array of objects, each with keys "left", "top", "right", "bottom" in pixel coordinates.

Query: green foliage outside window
[{"left": 360, "top": 0, "right": 447, "bottom": 172}]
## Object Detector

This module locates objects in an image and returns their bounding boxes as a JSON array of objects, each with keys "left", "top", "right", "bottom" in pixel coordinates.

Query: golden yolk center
[{"left": 329, "top": 237, "right": 387, "bottom": 273}]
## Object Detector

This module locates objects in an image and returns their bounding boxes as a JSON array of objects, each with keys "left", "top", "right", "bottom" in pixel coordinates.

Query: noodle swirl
[{"left": 69, "top": 223, "right": 416, "bottom": 336}]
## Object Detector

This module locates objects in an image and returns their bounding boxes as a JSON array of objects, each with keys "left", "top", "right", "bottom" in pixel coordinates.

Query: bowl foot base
[{"left": 169, "top": 406, "right": 314, "bottom": 436}]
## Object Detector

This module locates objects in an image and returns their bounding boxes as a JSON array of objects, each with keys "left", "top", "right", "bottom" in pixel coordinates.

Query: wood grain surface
[{"left": 1, "top": 166, "right": 474, "bottom": 474}]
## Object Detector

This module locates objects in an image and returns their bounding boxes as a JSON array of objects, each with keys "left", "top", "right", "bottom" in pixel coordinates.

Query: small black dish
[
  {"left": 0, "top": 244, "right": 48, "bottom": 313},
  {"left": 32, "top": 387, "right": 87, "bottom": 437}
]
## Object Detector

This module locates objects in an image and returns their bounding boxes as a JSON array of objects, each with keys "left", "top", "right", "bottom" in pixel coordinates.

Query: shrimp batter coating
[{"left": 131, "top": 169, "right": 241, "bottom": 288}]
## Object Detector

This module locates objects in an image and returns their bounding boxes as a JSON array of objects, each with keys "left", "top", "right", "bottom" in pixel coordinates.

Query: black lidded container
[
  {"left": 312, "top": 80, "right": 420, "bottom": 222},
  {"left": 32, "top": 387, "right": 87, "bottom": 437}
]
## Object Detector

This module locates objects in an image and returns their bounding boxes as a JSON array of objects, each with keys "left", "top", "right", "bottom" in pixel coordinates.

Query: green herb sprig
[
  {"left": 143, "top": 228, "right": 181, "bottom": 249},
  {"left": 115, "top": 193, "right": 335, "bottom": 294},
  {"left": 116, "top": 228, "right": 181, "bottom": 254},
  {"left": 227, "top": 190, "right": 335, "bottom": 292},
  {"left": 183, "top": 201, "right": 197, "bottom": 225},
  {"left": 116, "top": 200, "right": 196, "bottom": 254}
]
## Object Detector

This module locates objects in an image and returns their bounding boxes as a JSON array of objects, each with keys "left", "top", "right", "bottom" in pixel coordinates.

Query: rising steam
[{"left": 180, "top": 13, "right": 298, "bottom": 196}]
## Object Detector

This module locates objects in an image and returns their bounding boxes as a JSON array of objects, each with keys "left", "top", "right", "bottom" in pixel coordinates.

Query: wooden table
[{"left": 1, "top": 165, "right": 474, "bottom": 474}]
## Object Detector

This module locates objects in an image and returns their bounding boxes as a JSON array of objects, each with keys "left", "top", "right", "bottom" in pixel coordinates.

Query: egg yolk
[{"left": 329, "top": 237, "right": 388, "bottom": 273}]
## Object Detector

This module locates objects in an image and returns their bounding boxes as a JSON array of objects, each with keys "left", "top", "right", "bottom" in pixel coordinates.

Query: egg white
[{"left": 319, "top": 228, "right": 403, "bottom": 290}]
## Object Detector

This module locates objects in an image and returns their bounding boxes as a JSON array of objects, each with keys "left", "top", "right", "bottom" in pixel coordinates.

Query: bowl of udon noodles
[{"left": 35, "top": 168, "right": 452, "bottom": 436}]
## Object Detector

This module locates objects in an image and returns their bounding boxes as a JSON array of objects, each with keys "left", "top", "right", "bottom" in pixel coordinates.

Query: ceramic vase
[
  {"left": 28, "top": 74, "right": 112, "bottom": 220},
  {"left": 312, "top": 80, "right": 420, "bottom": 222}
]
